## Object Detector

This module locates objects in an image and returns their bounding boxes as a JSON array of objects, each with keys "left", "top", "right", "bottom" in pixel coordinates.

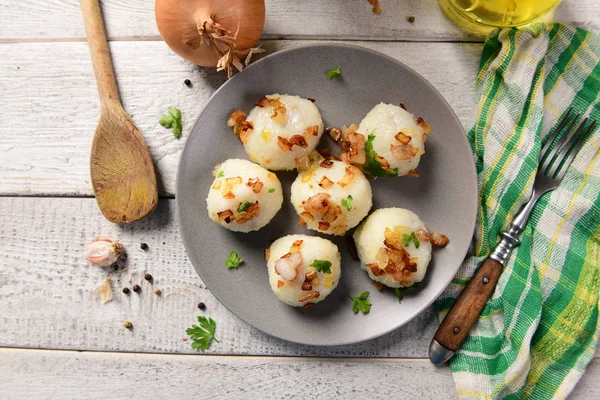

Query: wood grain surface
[
  {"left": 1, "top": 0, "right": 599, "bottom": 42},
  {"left": 0, "top": 40, "right": 480, "bottom": 196},
  {"left": 0, "top": 349, "right": 598, "bottom": 399}
]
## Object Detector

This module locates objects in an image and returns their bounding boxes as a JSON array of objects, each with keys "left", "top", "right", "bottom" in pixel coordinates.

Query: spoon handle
[{"left": 80, "top": 0, "right": 120, "bottom": 105}]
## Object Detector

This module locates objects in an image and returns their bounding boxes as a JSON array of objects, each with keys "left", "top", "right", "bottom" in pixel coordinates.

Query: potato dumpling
[
  {"left": 228, "top": 94, "right": 324, "bottom": 171},
  {"left": 357, "top": 103, "right": 431, "bottom": 177},
  {"left": 206, "top": 159, "right": 283, "bottom": 232},
  {"left": 266, "top": 235, "right": 341, "bottom": 307},
  {"left": 290, "top": 160, "right": 373, "bottom": 236},
  {"left": 353, "top": 208, "right": 433, "bottom": 288}
]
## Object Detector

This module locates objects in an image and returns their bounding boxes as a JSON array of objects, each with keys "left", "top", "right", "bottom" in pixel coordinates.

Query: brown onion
[{"left": 155, "top": 0, "right": 266, "bottom": 77}]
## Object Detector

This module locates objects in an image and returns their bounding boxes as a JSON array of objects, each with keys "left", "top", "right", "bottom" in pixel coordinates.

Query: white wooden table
[{"left": 1, "top": 1, "right": 599, "bottom": 398}]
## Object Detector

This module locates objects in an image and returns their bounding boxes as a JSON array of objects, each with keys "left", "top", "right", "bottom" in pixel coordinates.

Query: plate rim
[{"left": 176, "top": 42, "right": 478, "bottom": 346}]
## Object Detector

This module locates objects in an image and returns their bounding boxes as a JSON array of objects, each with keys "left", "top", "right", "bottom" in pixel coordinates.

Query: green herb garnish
[
  {"left": 225, "top": 251, "right": 244, "bottom": 269},
  {"left": 394, "top": 283, "right": 419, "bottom": 303},
  {"left": 363, "top": 133, "right": 399, "bottom": 177},
  {"left": 402, "top": 232, "right": 420, "bottom": 248},
  {"left": 310, "top": 259, "right": 332, "bottom": 274},
  {"left": 217, "top": 170, "right": 225, "bottom": 178},
  {"left": 341, "top": 195, "right": 353, "bottom": 211},
  {"left": 268, "top": 188, "right": 275, "bottom": 193},
  {"left": 238, "top": 201, "right": 252, "bottom": 212},
  {"left": 159, "top": 106, "right": 183, "bottom": 138},
  {"left": 186, "top": 316, "right": 219, "bottom": 351},
  {"left": 327, "top": 67, "right": 342, "bottom": 80},
  {"left": 347, "top": 291, "right": 371, "bottom": 314}
]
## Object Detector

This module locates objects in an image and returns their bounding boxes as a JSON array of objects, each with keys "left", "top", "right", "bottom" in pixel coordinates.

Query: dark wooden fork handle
[{"left": 430, "top": 258, "right": 503, "bottom": 363}]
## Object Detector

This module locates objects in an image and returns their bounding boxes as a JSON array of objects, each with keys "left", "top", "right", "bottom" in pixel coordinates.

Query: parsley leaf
[
  {"left": 238, "top": 201, "right": 252, "bottom": 212},
  {"left": 341, "top": 195, "right": 353, "bottom": 211},
  {"left": 394, "top": 283, "right": 419, "bottom": 303},
  {"left": 268, "top": 188, "right": 275, "bottom": 193},
  {"left": 363, "top": 133, "right": 399, "bottom": 177},
  {"left": 225, "top": 251, "right": 244, "bottom": 269},
  {"left": 347, "top": 291, "right": 371, "bottom": 314},
  {"left": 327, "top": 67, "right": 342, "bottom": 80},
  {"left": 217, "top": 170, "right": 225, "bottom": 178},
  {"left": 160, "top": 106, "right": 183, "bottom": 139},
  {"left": 310, "top": 259, "right": 332, "bottom": 274},
  {"left": 186, "top": 316, "right": 219, "bottom": 351},
  {"left": 402, "top": 232, "right": 420, "bottom": 248}
]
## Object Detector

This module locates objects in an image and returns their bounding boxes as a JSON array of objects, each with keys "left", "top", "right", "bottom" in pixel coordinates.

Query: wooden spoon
[{"left": 80, "top": 0, "right": 157, "bottom": 223}]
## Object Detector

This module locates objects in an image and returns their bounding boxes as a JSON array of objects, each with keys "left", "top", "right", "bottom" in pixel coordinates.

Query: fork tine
[
  {"left": 540, "top": 108, "right": 573, "bottom": 160},
  {"left": 552, "top": 119, "right": 597, "bottom": 179},
  {"left": 541, "top": 112, "right": 581, "bottom": 173}
]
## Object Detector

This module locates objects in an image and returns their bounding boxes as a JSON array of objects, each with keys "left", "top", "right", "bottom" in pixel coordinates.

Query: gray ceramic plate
[{"left": 177, "top": 44, "right": 477, "bottom": 346}]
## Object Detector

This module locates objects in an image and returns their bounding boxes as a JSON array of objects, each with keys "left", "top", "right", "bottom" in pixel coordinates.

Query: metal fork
[{"left": 429, "top": 108, "right": 597, "bottom": 365}]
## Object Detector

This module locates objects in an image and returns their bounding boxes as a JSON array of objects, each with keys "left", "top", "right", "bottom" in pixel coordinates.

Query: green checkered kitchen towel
[{"left": 435, "top": 23, "right": 600, "bottom": 399}]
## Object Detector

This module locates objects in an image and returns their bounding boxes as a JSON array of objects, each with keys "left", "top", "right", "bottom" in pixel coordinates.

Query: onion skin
[{"left": 155, "top": 0, "right": 265, "bottom": 69}]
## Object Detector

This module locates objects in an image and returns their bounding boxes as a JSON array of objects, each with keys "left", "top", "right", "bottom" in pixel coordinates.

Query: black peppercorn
[
  {"left": 122, "top": 287, "right": 131, "bottom": 295},
  {"left": 408, "top": 16, "right": 416, "bottom": 23},
  {"left": 144, "top": 273, "right": 153, "bottom": 282},
  {"left": 198, "top": 302, "right": 206, "bottom": 310},
  {"left": 184, "top": 79, "right": 192, "bottom": 87},
  {"left": 140, "top": 243, "right": 149, "bottom": 250},
  {"left": 133, "top": 284, "right": 141, "bottom": 293},
  {"left": 112, "top": 264, "right": 119, "bottom": 271}
]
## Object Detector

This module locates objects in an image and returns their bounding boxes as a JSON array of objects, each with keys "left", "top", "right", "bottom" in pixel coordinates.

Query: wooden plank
[
  {"left": 0, "top": 349, "right": 458, "bottom": 400},
  {"left": 1, "top": 0, "right": 599, "bottom": 42},
  {"left": 1, "top": 349, "right": 598, "bottom": 399},
  {"left": 0, "top": 40, "right": 481, "bottom": 196},
  {"left": 0, "top": 196, "right": 442, "bottom": 357}
]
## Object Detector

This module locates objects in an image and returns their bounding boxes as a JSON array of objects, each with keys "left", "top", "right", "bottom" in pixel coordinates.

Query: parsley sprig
[
  {"left": 186, "top": 316, "right": 219, "bottom": 351},
  {"left": 238, "top": 201, "right": 252, "bottom": 212},
  {"left": 225, "top": 251, "right": 244, "bottom": 269},
  {"left": 363, "top": 133, "right": 399, "bottom": 177},
  {"left": 159, "top": 106, "right": 182, "bottom": 138},
  {"left": 348, "top": 291, "right": 371, "bottom": 314},
  {"left": 402, "top": 232, "right": 420, "bottom": 248},
  {"left": 394, "top": 283, "right": 419, "bottom": 303},
  {"left": 310, "top": 259, "right": 332, "bottom": 274},
  {"left": 327, "top": 67, "right": 342, "bottom": 80},
  {"left": 341, "top": 195, "right": 353, "bottom": 211}
]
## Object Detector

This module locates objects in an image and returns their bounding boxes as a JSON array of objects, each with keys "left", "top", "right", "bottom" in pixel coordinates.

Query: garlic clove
[{"left": 85, "top": 237, "right": 124, "bottom": 267}]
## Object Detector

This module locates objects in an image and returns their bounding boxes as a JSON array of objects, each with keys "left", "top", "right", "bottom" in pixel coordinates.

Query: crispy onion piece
[
  {"left": 304, "top": 125, "right": 319, "bottom": 137},
  {"left": 235, "top": 201, "right": 260, "bottom": 224},
  {"left": 338, "top": 166, "right": 356, "bottom": 188},
  {"left": 227, "top": 110, "right": 246, "bottom": 127},
  {"left": 407, "top": 170, "right": 420, "bottom": 177},
  {"left": 223, "top": 191, "right": 235, "bottom": 199},
  {"left": 390, "top": 143, "right": 416, "bottom": 161},
  {"left": 395, "top": 132, "right": 411, "bottom": 145},
  {"left": 320, "top": 159, "right": 334, "bottom": 168},
  {"left": 290, "top": 240, "right": 303, "bottom": 254},
  {"left": 416, "top": 117, "right": 432, "bottom": 133},
  {"left": 340, "top": 131, "right": 366, "bottom": 165},
  {"left": 255, "top": 97, "right": 287, "bottom": 124},
  {"left": 415, "top": 229, "right": 430, "bottom": 243},
  {"left": 430, "top": 232, "right": 450, "bottom": 247},
  {"left": 299, "top": 291, "right": 320, "bottom": 302},
  {"left": 217, "top": 209, "right": 234, "bottom": 223},
  {"left": 277, "top": 136, "right": 292, "bottom": 152},
  {"left": 325, "top": 127, "right": 343, "bottom": 142},
  {"left": 275, "top": 251, "right": 302, "bottom": 281},
  {"left": 318, "top": 176, "right": 334, "bottom": 189},
  {"left": 264, "top": 248, "right": 270, "bottom": 261},
  {"left": 289, "top": 135, "right": 308, "bottom": 148},
  {"left": 303, "top": 193, "right": 332, "bottom": 213},
  {"left": 246, "top": 177, "right": 263, "bottom": 193}
]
